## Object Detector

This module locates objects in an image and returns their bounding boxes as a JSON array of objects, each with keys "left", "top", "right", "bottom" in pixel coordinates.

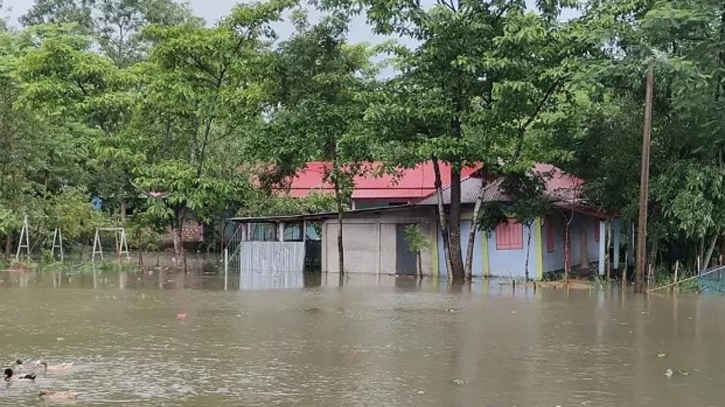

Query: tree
[
  {"left": 0, "top": 27, "right": 94, "bottom": 257},
  {"left": 21, "top": 0, "right": 200, "bottom": 67},
  {"left": 250, "top": 12, "right": 377, "bottom": 275},
  {"left": 21, "top": 0, "right": 96, "bottom": 31},
  {"left": 404, "top": 223, "right": 431, "bottom": 279},
  {"left": 552, "top": 0, "right": 725, "bottom": 279},
  {"left": 131, "top": 0, "right": 293, "bottom": 269},
  {"left": 331, "top": 0, "right": 591, "bottom": 281}
]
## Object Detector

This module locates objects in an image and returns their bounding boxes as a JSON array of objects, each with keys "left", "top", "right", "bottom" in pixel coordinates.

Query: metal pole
[
  {"left": 224, "top": 248, "right": 229, "bottom": 291},
  {"left": 635, "top": 58, "right": 655, "bottom": 294}
]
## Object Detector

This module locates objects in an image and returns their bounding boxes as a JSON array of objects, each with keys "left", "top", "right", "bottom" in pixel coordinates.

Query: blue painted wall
[
  {"left": 543, "top": 212, "right": 602, "bottom": 273},
  {"left": 486, "top": 222, "right": 539, "bottom": 279},
  {"left": 436, "top": 220, "right": 537, "bottom": 279},
  {"left": 436, "top": 220, "right": 484, "bottom": 276},
  {"left": 434, "top": 212, "right": 605, "bottom": 279}
]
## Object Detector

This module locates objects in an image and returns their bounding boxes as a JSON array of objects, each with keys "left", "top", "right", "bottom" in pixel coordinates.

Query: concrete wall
[
  {"left": 543, "top": 212, "right": 603, "bottom": 273},
  {"left": 435, "top": 220, "right": 484, "bottom": 277},
  {"left": 321, "top": 207, "right": 437, "bottom": 275},
  {"left": 486, "top": 222, "right": 540, "bottom": 279}
]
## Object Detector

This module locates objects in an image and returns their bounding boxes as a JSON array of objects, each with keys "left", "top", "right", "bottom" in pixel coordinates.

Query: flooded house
[
  {"left": 307, "top": 164, "right": 620, "bottom": 279},
  {"left": 228, "top": 162, "right": 622, "bottom": 280}
]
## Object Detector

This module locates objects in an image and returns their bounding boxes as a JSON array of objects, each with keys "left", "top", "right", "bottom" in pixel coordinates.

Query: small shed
[{"left": 226, "top": 214, "right": 327, "bottom": 273}]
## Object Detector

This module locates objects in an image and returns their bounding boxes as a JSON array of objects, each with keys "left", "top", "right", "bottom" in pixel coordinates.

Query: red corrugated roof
[
  {"left": 285, "top": 161, "right": 479, "bottom": 200},
  {"left": 416, "top": 163, "right": 585, "bottom": 205}
]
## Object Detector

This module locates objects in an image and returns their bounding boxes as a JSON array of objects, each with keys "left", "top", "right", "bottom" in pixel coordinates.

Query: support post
[
  {"left": 599, "top": 219, "right": 606, "bottom": 276},
  {"left": 51, "top": 228, "right": 64, "bottom": 262},
  {"left": 92, "top": 229, "right": 103, "bottom": 262},
  {"left": 119, "top": 229, "right": 130, "bottom": 261},
  {"left": 15, "top": 215, "right": 30, "bottom": 262},
  {"left": 613, "top": 218, "right": 621, "bottom": 272},
  {"left": 635, "top": 58, "right": 655, "bottom": 293},
  {"left": 224, "top": 248, "right": 229, "bottom": 291}
]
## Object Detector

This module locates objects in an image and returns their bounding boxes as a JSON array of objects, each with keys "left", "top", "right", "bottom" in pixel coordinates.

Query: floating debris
[
  {"left": 453, "top": 379, "right": 467, "bottom": 386},
  {"left": 658, "top": 353, "right": 666, "bottom": 358}
]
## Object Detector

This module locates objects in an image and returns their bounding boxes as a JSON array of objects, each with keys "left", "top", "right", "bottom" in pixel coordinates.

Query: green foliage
[
  {"left": 250, "top": 12, "right": 378, "bottom": 201},
  {"left": 21, "top": 0, "right": 201, "bottom": 66},
  {"left": 5, "top": 0, "right": 725, "bottom": 277},
  {"left": 47, "top": 186, "right": 110, "bottom": 241},
  {"left": 404, "top": 224, "right": 430, "bottom": 254},
  {"left": 237, "top": 192, "right": 340, "bottom": 218}
]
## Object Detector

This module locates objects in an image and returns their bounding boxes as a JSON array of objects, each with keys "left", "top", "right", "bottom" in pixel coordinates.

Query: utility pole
[{"left": 635, "top": 58, "right": 655, "bottom": 293}]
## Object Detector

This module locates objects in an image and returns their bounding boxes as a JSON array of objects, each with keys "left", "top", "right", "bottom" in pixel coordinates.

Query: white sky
[{"left": 1, "top": 0, "right": 580, "bottom": 46}]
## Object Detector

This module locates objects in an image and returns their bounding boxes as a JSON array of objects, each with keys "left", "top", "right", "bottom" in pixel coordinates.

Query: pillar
[
  {"left": 598, "top": 219, "right": 606, "bottom": 276},
  {"left": 613, "top": 218, "right": 621, "bottom": 270}
]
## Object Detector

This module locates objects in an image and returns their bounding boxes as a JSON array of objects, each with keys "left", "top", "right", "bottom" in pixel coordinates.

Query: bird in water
[
  {"left": 38, "top": 389, "right": 78, "bottom": 401},
  {"left": 34, "top": 360, "right": 74, "bottom": 372},
  {"left": 4, "top": 368, "right": 36, "bottom": 382}
]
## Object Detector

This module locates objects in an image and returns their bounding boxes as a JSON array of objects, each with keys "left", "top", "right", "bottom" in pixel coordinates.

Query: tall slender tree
[
  {"left": 336, "top": 0, "right": 592, "bottom": 280},
  {"left": 250, "top": 12, "right": 377, "bottom": 275}
]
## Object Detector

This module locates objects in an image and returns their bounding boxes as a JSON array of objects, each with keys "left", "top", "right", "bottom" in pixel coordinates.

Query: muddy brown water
[{"left": 1, "top": 266, "right": 724, "bottom": 407}]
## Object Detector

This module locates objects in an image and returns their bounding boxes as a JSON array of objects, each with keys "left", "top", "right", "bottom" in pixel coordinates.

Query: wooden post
[
  {"left": 15, "top": 215, "right": 30, "bottom": 262},
  {"left": 224, "top": 248, "right": 229, "bottom": 291},
  {"left": 598, "top": 219, "right": 606, "bottom": 276},
  {"left": 635, "top": 58, "right": 655, "bottom": 294},
  {"left": 673, "top": 260, "right": 679, "bottom": 292},
  {"left": 613, "top": 218, "right": 621, "bottom": 273}
]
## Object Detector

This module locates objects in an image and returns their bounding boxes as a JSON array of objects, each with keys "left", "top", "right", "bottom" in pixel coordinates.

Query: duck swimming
[
  {"left": 34, "top": 360, "right": 74, "bottom": 372},
  {"left": 39, "top": 389, "right": 78, "bottom": 401},
  {"left": 4, "top": 368, "right": 36, "bottom": 382}
]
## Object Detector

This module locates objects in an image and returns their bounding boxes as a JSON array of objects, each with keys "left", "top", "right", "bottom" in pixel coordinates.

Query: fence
[{"left": 239, "top": 241, "right": 306, "bottom": 274}]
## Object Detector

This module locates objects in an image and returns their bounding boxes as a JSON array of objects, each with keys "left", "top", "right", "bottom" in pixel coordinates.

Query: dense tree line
[{"left": 1, "top": 0, "right": 724, "bottom": 280}]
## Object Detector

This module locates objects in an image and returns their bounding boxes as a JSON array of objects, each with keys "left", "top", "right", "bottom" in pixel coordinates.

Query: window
[
  {"left": 306, "top": 222, "right": 322, "bottom": 242},
  {"left": 546, "top": 216, "right": 555, "bottom": 252},
  {"left": 594, "top": 219, "right": 600, "bottom": 242},
  {"left": 496, "top": 219, "right": 524, "bottom": 250},
  {"left": 249, "top": 223, "right": 277, "bottom": 242},
  {"left": 283, "top": 222, "right": 303, "bottom": 242}
]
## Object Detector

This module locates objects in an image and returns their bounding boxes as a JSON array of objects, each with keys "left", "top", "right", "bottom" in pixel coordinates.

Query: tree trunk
[
  {"left": 5, "top": 233, "right": 11, "bottom": 258},
  {"left": 524, "top": 222, "right": 533, "bottom": 281},
  {"left": 564, "top": 216, "right": 571, "bottom": 282},
  {"left": 647, "top": 237, "right": 658, "bottom": 285},
  {"left": 464, "top": 179, "right": 486, "bottom": 280},
  {"left": 172, "top": 209, "right": 187, "bottom": 272},
  {"left": 432, "top": 158, "right": 453, "bottom": 278},
  {"left": 703, "top": 235, "right": 719, "bottom": 271},
  {"left": 448, "top": 166, "right": 465, "bottom": 281},
  {"left": 605, "top": 218, "right": 613, "bottom": 280},
  {"left": 334, "top": 176, "right": 345, "bottom": 276},
  {"left": 417, "top": 251, "right": 423, "bottom": 279}
]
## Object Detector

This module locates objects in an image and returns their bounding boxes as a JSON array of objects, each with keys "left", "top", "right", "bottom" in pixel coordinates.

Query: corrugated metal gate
[{"left": 239, "top": 242, "right": 306, "bottom": 274}]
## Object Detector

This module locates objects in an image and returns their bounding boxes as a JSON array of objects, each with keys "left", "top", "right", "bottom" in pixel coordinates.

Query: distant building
[
  {"left": 282, "top": 161, "right": 478, "bottom": 209},
  {"left": 229, "top": 164, "right": 622, "bottom": 280}
]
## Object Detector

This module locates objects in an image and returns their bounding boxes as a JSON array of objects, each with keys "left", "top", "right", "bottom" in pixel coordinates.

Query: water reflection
[{"left": 1, "top": 265, "right": 725, "bottom": 407}]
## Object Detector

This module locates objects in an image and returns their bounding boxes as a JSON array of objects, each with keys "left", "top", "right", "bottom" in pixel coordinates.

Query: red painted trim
[
  {"left": 546, "top": 216, "right": 555, "bottom": 252},
  {"left": 496, "top": 219, "right": 524, "bottom": 250}
]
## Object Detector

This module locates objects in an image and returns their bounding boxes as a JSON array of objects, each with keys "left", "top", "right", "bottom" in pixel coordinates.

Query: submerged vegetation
[{"left": 0, "top": 0, "right": 725, "bottom": 284}]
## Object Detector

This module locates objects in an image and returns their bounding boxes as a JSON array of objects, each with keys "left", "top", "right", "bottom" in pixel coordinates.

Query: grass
[{"left": 650, "top": 264, "right": 699, "bottom": 292}]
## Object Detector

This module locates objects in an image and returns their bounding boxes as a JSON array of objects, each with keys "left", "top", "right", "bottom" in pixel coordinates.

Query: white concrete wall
[{"left": 321, "top": 208, "right": 436, "bottom": 275}]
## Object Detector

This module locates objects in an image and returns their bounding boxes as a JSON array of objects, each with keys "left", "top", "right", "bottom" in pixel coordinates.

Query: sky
[{"left": 1, "top": 0, "right": 580, "bottom": 46}]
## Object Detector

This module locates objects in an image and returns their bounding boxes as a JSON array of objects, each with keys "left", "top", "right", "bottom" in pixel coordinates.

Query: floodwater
[{"left": 1, "top": 266, "right": 725, "bottom": 406}]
